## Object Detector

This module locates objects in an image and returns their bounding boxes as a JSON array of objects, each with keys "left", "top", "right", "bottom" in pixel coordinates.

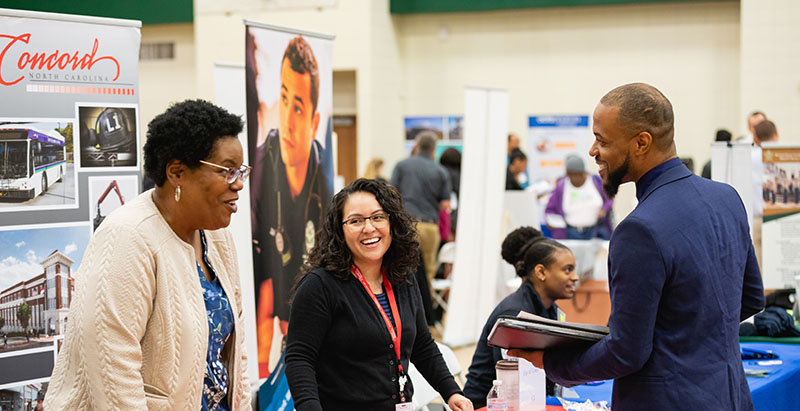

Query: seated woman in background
[
  {"left": 463, "top": 226, "right": 578, "bottom": 408},
  {"left": 285, "top": 178, "right": 472, "bottom": 411}
]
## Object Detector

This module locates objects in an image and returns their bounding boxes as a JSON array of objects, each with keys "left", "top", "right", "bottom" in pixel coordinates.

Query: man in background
[
  {"left": 511, "top": 83, "right": 764, "bottom": 410},
  {"left": 751, "top": 119, "right": 778, "bottom": 267},
  {"left": 747, "top": 111, "right": 767, "bottom": 142},
  {"left": 507, "top": 132, "right": 521, "bottom": 158},
  {"left": 251, "top": 36, "right": 330, "bottom": 375},
  {"left": 755, "top": 119, "right": 778, "bottom": 145},
  {"left": 506, "top": 148, "right": 527, "bottom": 190},
  {"left": 391, "top": 134, "right": 451, "bottom": 286}
]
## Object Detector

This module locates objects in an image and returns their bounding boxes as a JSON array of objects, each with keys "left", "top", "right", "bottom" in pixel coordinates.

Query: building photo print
[{"left": 0, "top": 222, "right": 91, "bottom": 410}]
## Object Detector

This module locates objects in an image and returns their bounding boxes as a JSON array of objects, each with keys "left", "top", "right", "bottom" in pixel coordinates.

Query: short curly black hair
[
  {"left": 301, "top": 178, "right": 420, "bottom": 284},
  {"left": 143, "top": 99, "right": 243, "bottom": 186}
]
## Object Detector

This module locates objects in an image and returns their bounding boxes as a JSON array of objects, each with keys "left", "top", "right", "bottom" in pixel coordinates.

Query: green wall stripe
[
  {"left": 391, "top": 0, "right": 729, "bottom": 14},
  {"left": 2, "top": 1, "right": 192, "bottom": 24}
]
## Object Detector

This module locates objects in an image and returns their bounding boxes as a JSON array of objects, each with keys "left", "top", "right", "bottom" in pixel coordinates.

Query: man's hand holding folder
[
  {"left": 487, "top": 312, "right": 609, "bottom": 360},
  {"left": 508, "top": 349, "right": 545, "bottom": 368}
]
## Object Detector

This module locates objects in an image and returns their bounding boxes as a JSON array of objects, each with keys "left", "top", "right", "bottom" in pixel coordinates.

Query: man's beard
[{"left": 603, "top": 154, "right": 631, "bottom": 198}]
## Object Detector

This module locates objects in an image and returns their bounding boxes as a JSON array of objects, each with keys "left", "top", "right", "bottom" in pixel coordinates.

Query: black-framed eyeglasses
[
  {"left": 199, "top": 160, "right": 252, "bottom": 184},
  {"left": 342, "top": 213, "right": 390, "bottom": 229}
]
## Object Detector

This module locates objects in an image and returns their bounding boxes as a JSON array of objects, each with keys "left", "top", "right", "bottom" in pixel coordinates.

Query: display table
[
  {"left": 493, "top": 342, "right": 800, "bottom": 410},
  {"left": 476, "top": 406, "right": 565, "bottom": 411}
]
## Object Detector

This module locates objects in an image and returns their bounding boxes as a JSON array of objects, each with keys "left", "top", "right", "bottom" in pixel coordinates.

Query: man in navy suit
[{"left": 511, "top": 83, "right": 765, "bottom": 410}]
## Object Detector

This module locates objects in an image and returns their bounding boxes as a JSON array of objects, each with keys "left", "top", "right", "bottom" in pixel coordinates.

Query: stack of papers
[{"left": 488, "top": 313, "right": 609, "bottom": 350}]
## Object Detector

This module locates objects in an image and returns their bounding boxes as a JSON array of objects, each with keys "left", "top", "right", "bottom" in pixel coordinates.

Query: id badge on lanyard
[
  {"left": 351, "top": 265, "right": 410, "bottom": 404},
  {"left": 396, "top": 373, "right": 412, "bottom": 410}
]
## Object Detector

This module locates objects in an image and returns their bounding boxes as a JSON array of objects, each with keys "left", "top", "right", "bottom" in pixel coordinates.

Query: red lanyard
[{"left": 351, "top": 265, "right": 404, "bottom": 374}]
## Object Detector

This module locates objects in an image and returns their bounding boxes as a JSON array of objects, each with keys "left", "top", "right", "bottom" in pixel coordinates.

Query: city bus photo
[{"left": 0, "top": 126, "right": 67, "bottom": 201}]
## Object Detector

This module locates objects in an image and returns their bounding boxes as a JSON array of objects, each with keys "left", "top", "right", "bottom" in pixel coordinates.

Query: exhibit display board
[
  {"left": 403, "top": 115, "right": 463, "bottom": 158},
  {"left": 526, "top": 115, "right": 591, "bottom": 185},
  {"left": 0, "top": 8, "right": 140, "bottom": 407},
  {"left": 244, "top": 21, "right": 335, "bottom": 378},
  {"left": 761, "top": 146, "right": 800, "bottom": 289}
]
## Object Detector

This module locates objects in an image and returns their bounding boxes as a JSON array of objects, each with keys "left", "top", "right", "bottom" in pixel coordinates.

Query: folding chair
[
  {"left": 408, "top": 342, "right": 465, "bottom": 411},
  {"left": 432, "top": 242, "right": 456, "bottom": 334},
  {"left": 435, "top": 342, "right": 464, "bottom": 386}
]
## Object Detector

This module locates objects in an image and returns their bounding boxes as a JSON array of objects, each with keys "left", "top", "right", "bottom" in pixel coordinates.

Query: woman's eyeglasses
[
  {"left": 199, "top": 160, "right": 252, "bottom": 184},
  {"left": 342, "top": 213, "right": 390, "bottom": 229}
]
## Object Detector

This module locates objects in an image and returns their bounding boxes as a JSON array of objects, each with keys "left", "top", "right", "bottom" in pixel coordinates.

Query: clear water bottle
[{"left": 487, "top": 379, "right": 508, "bottom": 411}]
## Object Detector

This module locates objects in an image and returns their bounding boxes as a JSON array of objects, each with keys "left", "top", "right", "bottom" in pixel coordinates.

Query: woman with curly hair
[
  {"left": 463, "top": 226, "right": 577, "bottom": 408},
  {"left": 285, "top": 178, "right": 472, "bottom": 411},
  {"left": 45, "top": 100, "right": 252, "bottom": 410}
]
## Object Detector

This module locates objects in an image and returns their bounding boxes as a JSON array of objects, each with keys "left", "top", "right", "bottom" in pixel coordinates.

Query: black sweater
[
  {"left": 463, "top": 281, "right": 559, "bottom": 408},
  {"left": 285, "top": 268, "right": 462, "bottom": 411}
]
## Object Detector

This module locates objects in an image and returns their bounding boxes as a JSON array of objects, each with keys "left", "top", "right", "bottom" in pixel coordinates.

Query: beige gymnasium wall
[
  {"left": 395, "top": 1, "right": 741, "bottom": 220},
  {"left": 138, "top": 23, "right": 197, "bottom": 149},
  {"left": 182, "top": 0, "right": 798, "bottom": 221},
  {"left": 740, "top": 0, "right": 800, "bottom": 143}
]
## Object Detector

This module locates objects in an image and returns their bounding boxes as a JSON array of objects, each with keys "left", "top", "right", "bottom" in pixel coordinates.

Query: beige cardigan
[{"left": 45, "top": 190, "right": 251, "bottom": 410}]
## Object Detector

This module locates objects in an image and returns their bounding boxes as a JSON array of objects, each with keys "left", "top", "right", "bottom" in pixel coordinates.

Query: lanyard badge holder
[{"left": 351, "top": 266, "right": 413, "bottom": 409}]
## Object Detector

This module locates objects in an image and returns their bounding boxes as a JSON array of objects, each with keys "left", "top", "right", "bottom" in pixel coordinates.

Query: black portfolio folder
[{"left": 488, "top": 314, "right": 609, "bottom": 350}]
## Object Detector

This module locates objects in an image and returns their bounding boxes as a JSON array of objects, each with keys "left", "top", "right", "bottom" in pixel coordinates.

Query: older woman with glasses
[
  {"left": 45, "top": 100, "right": 252, "bottom": 410},
  {"left": 285, "top": 178, "right": 472, "bottom": 411}
]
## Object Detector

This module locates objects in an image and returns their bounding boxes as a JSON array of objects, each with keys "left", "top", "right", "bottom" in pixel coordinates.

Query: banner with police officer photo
[
  {"left": 0, "top": 8, "right": 141, "bottom": 404},
  {"left": 244, "top": 21, "right": 335, "bottom": 378}
]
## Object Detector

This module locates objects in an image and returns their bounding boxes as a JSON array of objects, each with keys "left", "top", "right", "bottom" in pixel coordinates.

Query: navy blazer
[{"left": 543, "top": 160, "right": 765, "bottom": 411}]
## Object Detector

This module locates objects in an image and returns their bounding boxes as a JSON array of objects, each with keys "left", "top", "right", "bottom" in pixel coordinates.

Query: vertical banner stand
[
  {"left": 443, "top": 87, "right": 508, "bottom": 347},
  {"left": 710, "top": 142, "right": 756, "bottom": 233}
]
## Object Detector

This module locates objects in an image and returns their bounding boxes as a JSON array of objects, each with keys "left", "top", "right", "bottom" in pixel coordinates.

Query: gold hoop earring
[{"left": 174, "top": 185, "right": 181, "bottom": 202}]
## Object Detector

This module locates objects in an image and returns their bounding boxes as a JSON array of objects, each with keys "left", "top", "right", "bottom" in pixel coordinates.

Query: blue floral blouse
[{"left": 197, "top": 230, "right": 234, "bottom": 411}]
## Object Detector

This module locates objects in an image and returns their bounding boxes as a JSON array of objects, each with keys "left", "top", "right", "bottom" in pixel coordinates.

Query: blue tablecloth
[{"left": 545, "top": 342, "right": 800, "bottom": 410}]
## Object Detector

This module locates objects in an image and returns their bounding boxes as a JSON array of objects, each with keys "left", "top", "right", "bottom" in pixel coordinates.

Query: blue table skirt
[{"left": 545, "top": 342, "right": 800, "bottom": 410}]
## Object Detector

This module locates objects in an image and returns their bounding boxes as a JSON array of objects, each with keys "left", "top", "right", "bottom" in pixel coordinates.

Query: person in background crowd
[
  {"left": 545, "top": 153, "right": 613, "bottom": 240},
  {"left": 251, "top": 36, "right": 331, "bottom": 375},
  {"left": 285, "top": 178, "right": 472, "bottom": 411},
  {"left": 507, "top": 132, "right": 521, "bottom": 159},
  {"left": 439, "top": 147, "right": 461, "bottom": 242},
  {"left": 390, "top": 134, "right": 452, "bottom": 288},
  {"left": 506, "top": 148, "right": 527, "bottom": 190},
  {"left": 508, "top": 133, "right": 531, "bottom": 188},
  {"left": 463, "top": 226, "right": 577, "bottom": 408},
  {"left": 363, "top": 157, "right": 387, "bottom": 184},
  {"left": 45, "top": 100, "right": 252, "bottom": 410},
  {"left": 754, "top": 119, "right": 778, "bottom": 145},
  {"left": 701, "top": 129, "right": 732, "bottom": 179},
  {"left": 746, "top": 111, "right": 767, "bottom": 142},
  {"left": 751, "top": 118, "right": 778, "bottom": 268},
  {"left": 510, "top": 83, "right": 764, "bottom": 411}
]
